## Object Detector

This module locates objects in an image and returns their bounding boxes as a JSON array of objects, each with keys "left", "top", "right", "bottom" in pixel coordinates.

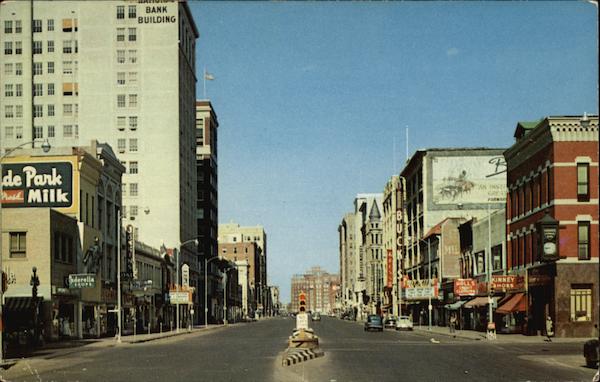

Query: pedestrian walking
[
  {"left": 545, "top": 316, "right": 554, "bottom": 342},
  {"left": 449, "top": 313, "right": 457, "bottom": 334}
]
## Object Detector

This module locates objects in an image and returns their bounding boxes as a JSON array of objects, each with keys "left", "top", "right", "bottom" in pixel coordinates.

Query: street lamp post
[
  {"left": 204, "top": 255, "right": 225, "bottom": 327},
  {"left": 0, "top": 139, "right": 50, "bottom": 363}
]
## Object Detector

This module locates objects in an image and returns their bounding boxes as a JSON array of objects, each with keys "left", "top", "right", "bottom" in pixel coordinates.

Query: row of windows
[
  {"left": 4, "top": 124, "right": 78, "bottom": 140},
  {"left": 116, "top": 49, "right": 137, "bottom": 64},
  {"left": 32, "top": 18, "right": 78, "bottom": 33},
  {"left": 116, "top": 5, "right": 138, "bottom": 20},
  {"left": 122, "top": 183, "right": 139, "bottom": 197},
  {"left": 116, "top": 28, "right": 137, "bottom": 42},
  {"left": 120, "top": 161, "right": 139, "bottom": 174},
  {"left": 4, "top": 20, "right": 23, "bottom": 34},
  {"left": 6, "top": 83, "right": 76, "bottom": 98},
  {"left": 4, "top": 103, "right": 78, "bottom": 118},
  {"left": 32, "top": 39, "right": 78, "bottom": 55},
  {"left": 117, "top": 72, "right": 138, "bottom": 86},
  {"left": 116, "top": 138, "right": 139, "bottom": 153},
  {"left": 117, "top": 116, "right": 138, "bottom": 131},
  {"left": 4, "top": 61, "right": 78, "bottom": 76}
]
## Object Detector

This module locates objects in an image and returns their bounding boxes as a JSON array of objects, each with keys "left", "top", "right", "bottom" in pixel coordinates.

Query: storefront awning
[
  {"left": 464, "top": 296, "right": 496, "bottom": 309},
  {"left": 444, "top": 300, "right": 468, "bottom": 310},
  {"left": 4, "top": 297, "right": 37, "bottom": 312},
  {"left": 496, "top": 293, "right": 526, "bottom": 315}
]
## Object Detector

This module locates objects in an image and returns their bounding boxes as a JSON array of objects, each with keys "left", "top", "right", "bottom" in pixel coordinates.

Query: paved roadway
[{"left": 1, "top": 317, "right": 596, "bottom": 382}]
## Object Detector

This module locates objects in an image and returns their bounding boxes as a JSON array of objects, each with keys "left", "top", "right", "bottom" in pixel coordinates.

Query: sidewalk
[{"left": 412, "top": 324, "right": 588, "bottom": 344}]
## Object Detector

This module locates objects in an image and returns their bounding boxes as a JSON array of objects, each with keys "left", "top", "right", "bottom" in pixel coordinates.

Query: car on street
[
  {"left": 312, "top": 312, "right": 321, "bottom": 321},
  {"left": 364, "top": 315, "right": 384, "bottom": 332},
  {"left": 383, "top": 316, "right": 397, "bottom": 329},
  {"left": 395, "top": 316, "right": 413, "bottom": 331},
  {"left": 584, "top": 338, "right": 599, "bottom": 367}
]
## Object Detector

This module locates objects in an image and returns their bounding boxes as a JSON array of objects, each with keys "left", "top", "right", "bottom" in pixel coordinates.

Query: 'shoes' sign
[{"left": 1, "top": 162, "right": 73, "bottom": 208}]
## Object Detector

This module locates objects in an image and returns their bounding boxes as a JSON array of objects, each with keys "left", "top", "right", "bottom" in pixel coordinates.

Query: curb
[{"left": 281, "top": 348, "right": 324, "bottom": 366}]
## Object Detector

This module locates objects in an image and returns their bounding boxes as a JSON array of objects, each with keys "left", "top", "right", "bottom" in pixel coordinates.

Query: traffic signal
[{"left": 299, "top": 292, "right": 306, "bottom": 313}]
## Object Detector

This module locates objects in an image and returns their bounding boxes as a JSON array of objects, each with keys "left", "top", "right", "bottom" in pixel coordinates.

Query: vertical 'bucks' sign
[{"left": 1, "top": 162, "right": 73, "bottom": 208}]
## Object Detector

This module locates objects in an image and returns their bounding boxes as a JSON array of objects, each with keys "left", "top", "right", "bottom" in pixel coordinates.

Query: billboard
[
  {"left": 431, "top": 156, "right": 506, "bottom": 205},
  {"left": 1, "top": 162, "right": 73, "bottom": 208},
  {"left": 454, "top": 279, "right": 476, "bottom": 296}
]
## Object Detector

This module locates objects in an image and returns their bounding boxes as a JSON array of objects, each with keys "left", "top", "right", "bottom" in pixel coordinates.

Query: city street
[{"left": 1, "top": 317, "right": 596, "bottom": 382}]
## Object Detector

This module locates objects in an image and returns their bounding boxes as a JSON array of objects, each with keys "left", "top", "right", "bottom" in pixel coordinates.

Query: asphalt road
[{"left": 1, "top": 317, "right": 596, "bottom": 382}]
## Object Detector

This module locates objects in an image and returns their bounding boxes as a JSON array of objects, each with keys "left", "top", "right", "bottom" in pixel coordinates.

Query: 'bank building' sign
[{"left": 1, "top": 162, "right": 73, "bottom": 208}]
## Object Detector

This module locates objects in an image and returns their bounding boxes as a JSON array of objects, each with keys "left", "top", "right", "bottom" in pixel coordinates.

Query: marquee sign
[{"left": 1, "top": 162, "right": 73, "bottom": 208}]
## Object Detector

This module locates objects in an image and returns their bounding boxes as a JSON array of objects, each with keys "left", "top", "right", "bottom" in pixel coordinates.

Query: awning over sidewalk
[
  {"left": 444, "top": 300, "right": 468, "bottom": 310},
  {"left": 496, "top": 293, "right": 526, "bottom": 315},
  {"left": 464, "top": 296, "right": 497, "bottom": 309},
  {"left": 4, "top": 297, "right": 37, "bottom": 312}
]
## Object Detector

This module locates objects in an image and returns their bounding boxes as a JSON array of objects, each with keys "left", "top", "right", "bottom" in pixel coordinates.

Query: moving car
[
  {"left": 396, "top": 316, "right": 413, "bottom": 331},
  {"left": 312, "top": 312, "right": 321, "bottom": 321},
  {"left": 364, "top": 315, "right": 384, "bottom": 332},
  {"left": 384, "top": 316, "right": 397, "bottom": 329}
]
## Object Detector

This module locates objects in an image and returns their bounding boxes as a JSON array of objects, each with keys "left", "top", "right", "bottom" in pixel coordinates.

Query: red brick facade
[{"left": 504, "top": 116, "right": 598, "bottom": 337}]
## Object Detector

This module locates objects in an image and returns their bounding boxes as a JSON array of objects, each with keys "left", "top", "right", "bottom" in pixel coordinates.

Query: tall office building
[{"left": 1, "top": 0, "right": 199, "bottom": 267}]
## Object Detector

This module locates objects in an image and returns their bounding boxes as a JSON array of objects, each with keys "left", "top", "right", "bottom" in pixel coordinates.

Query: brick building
[{"left": 504, "top": 115, "right": 598, "bottom": 337}]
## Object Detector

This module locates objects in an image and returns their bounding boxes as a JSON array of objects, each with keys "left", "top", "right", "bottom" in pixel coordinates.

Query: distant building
[
  {"left": 218, "top": 242, "right": 259, "bottom": 318},
  {"left": 290, "top": 267, "right": 339, "bottom": 314},
  {"left": 504, "top": 115, "right": 598, "bottom": 337}
]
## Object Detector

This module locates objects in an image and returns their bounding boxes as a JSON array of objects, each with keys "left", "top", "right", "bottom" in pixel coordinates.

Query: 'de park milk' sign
[{"left": 1, "top": 162, "right": 73, "bottom": 208}]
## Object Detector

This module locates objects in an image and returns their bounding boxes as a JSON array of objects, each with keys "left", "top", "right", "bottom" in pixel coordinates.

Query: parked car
[
  {"left": 396, "top": 315, "right": 413, "bottom": 331},
  {"left": 364, "top": 315, "right": 383, "bottom": 332},
  {"left": 312, "top": 312, "right": 321, "bottom": 321},
  {"left": 384, "top": 316, "right": 397, "bottom": 329},
  {"left": 584, "top": 338, "right": 599, "bottom": 367}
]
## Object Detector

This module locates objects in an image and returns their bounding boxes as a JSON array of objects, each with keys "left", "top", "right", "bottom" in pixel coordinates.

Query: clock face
[{"left": 544, "top": 242, "right": 556, "bottom": 255}]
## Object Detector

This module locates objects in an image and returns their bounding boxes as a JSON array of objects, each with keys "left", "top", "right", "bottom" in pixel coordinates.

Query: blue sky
[{"left": 189, "top": 1, "right": 598, "bottom": 303}]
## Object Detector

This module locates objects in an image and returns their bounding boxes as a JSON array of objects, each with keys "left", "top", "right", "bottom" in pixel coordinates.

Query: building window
[
  {"left": 9, "top": 232, "right": 27, "bottom": 258},
  {"left": 117, "top": 50, "right": 125, "bottom": 64},
  {"left": 15, "top": 105, "right": 22, "bottom": 118},
  {"left": 33, "top": 105, "right": 43, "bottom": 118},
  {"left": 15, "top": 20, "right": 22, "bottom": 33},
  {"left": 117, "top": 5, "right": 125, "bottom": 19},
  {"left": 578, "top": 221, "right": 590, "bottom": 260},
  {"left": 63, "top": 40, "right": 72, "bottom": 54},
  {"left": 48, "top": 61, "right": 55, "bottom": 74},
  {"left": 130, "top": 205, "right": 138, "bottom": 216},
  {"left": 34, "top": 83, "right": 43, "bottom": 96},
  {"left": 63, "top": 104, "right": 73, "bottom": 116},
  {"left": 130, "top": 183, "right": 138, "bottom": 196},
  {"left": 63, "top": 60, "right": 73, "bottom": 75},
  {"left": 570, "top": 285, "right": 592, "bottom": 322},
  {"left": 63, "top": 125, "right": 73, "bottom": 137},
  {"left": 5, "top": 105, "right": 14, "bottom": 118},
  {"left": 15, "top": 41, "right": 22, "bottom": 55},
  {"left": 117, "top": 28, "right": 125, "bottom": 42},
  {"left": 117, "top": 72, "right": 125, "bottom": 85},
  {"left": 48, "top": 125, "right": 55, "bottom": 138},
  {"left": 128, "top": 49, "right": 137, "bottom": 63},
  {"left": 4, "top": 84, "right": 13, "bottom": 97},
  {"left": 4, "top": 20, "right": 12, "bottom": 34},
  {"left": 48, "top": 83, "right": 55, "bottom": 95},
  {"left": 117, "top": 94, "right": 126, "bottom": 108},
  {"left": 128, "top": 94, "right": 137, "bottom": 107},
  {"left": 4, "top": 63, "right": 12, "bottom": 75},
  {"left": 577, "top": 163, "right": 589, "bottom": 201},
  {"left": 5, "top": 126, "right": 14, "bottom": 139},
  {"left": 4, "top": 41, "right": 12, "bottom": 55},
  {"left": 33, "top": 19, "right": 42, "bottom": 33},
  {"left": 128, "top": 28, "right": 136, "bottom": 42},
  {"left": 117, "top": 138, "right": 126, "bottom": 152},
  {"left": 48, "top": 104, "right": 55, "bottom": 116},
  {"left": 128, "top": 5, "right": 136, "bottom": 18},
  {"left": 33, "top": 40, "right": 42, "bottom": 54},
  {"left": 48, "top": 19, "right": 54, "bottom": 31},
  {"left": 129, "top": 161, "right": 138, "bottom": 174},
  {"left": 34, "top": 125, "right": 43, "bottom": 138},
  {"left": 129, "top": 116, "right": 137, "bottom": 130},
  {"left": 117, "top": 116, "right": 126, "bottom": 130},
  {"left": 15, "top": 63, "right": 22, "bottom": 75},
  {"left": 128, "top": 71, "right": 137, "bottom": 85},
  {"left": 48, "top": 40, "right": 54, "bottom": 53},
  {"left": 129, "top": 138, "right": 138, "bottom": 152},
  {"left": 33, "top": 62, "right": 43, "bottom": 75},
  {"left": 15, "top": 126, "right": 23, "bottom": 139},
  {"left": 15, "top": 84, "right": 22, "bottom": 97}
]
